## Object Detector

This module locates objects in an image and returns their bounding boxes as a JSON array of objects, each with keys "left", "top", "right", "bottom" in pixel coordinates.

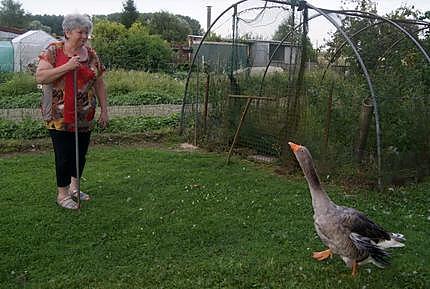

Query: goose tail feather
[
  {"left": 350, "top": 232, "right": 391, "bottom": 268},
  {"left": 378, "top": 233, "right": 406, "bottom": 249}
]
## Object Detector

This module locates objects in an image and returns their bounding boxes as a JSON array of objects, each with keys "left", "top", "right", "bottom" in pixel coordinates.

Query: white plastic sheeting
[{"left": 12, "top": 30, "right": 57, "bottom": 72}]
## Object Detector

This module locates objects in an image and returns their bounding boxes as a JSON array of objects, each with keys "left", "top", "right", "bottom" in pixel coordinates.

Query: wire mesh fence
[{"left": 181, "top": 0, "right": 430, "bottom": 188}]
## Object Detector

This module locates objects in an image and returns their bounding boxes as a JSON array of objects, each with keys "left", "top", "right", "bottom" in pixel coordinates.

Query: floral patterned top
[{"left": 38, "top": 41, "right": 105, "bottom": 132}]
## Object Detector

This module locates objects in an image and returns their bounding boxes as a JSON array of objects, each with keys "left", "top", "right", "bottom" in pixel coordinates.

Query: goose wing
[
  {"left": 340, "top": 207, "right": 392, "bottom": 267},
  {"left": 340, "top": 206, "right": 390, "bottom": 242}
]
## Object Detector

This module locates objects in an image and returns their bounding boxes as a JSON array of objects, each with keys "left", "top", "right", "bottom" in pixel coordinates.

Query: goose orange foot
[
  {"left": 312, "top": 249, "right": 332, "bottom": 261},
  {"left": 351, "top": 260, "right": 358, "bottom": 277}
]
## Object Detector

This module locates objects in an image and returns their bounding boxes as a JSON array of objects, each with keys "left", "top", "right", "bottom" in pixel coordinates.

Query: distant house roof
[
  {"left": 0, "top": 26, "right": 25, "bottom": 41},
  {"left": 0, "top": 26, "right": 25, "bottom": 34}
]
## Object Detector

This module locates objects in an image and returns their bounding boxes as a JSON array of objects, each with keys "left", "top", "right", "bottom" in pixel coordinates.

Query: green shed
[{"left": 0, "top": 40, "right": 13, "bottom": 72}]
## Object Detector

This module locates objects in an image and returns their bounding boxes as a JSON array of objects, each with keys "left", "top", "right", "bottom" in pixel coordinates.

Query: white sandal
[
  {"left": 57, "top": 195, "right": 79, "bottom": 210},
  {"left": 70, "top": 190, "right": 91, "bottom": 201}
]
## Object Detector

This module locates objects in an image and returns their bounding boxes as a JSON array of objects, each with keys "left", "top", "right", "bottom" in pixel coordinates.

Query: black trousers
[{"left": 49, "top": 130, "right": 91, "bottom": 187}]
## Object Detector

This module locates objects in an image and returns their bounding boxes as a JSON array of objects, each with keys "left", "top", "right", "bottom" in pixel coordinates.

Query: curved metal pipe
[
  {"left": 180, "top": 0, "right": 247, "bottom": 131},
  {"left": 321, "top": 8, "right": 430, "bottom": 64},
  {"left": 259, "top": 11, "right": 323, "bottom": 95},
  {"left": 375, "top": 26, "right": 430, "bottom": 70},
  {"left": 320, "top": 20, "right": 384, "bottom": 82},
  {"left": 306, "top": 3, "right": 383, "bottom": 189},
  {"left": 180, "top": 0, "right": 304, "bottom": 131}
]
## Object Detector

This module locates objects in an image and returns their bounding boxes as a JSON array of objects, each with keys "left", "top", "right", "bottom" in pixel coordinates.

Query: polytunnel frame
[
  {"left": 321, "top": 22, "right": 430, "bottom": 81},
  {"left": 180, "top": 0, "right": 304, "bottom": 124},
  {"left": 181, "top": 0, "right": 430, "bottom": 189},
  {"left": 180, "top": 0, "right": 300, "bottom": 114},
  {"left": 260, "top": 4, "right": 430, "bottom": 188},
  {"left": 311, "top": 7, "right": 430, "bottom": 189}
]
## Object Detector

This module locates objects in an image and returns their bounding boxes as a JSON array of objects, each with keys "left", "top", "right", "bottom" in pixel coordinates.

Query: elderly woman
[{"left": 36, "top": 14, "right": 108, "bottom": 210}]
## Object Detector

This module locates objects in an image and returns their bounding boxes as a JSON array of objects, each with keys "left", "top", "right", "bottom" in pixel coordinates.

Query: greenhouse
[
  {"left": 0, "top": 40, "right": 13, "bottom": 72},
  {"left": 11, "top": 30, "right": 56, "bottom": 72}
]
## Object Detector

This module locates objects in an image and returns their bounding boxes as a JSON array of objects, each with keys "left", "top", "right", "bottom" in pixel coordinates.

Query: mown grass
[{"left": 1, "top": 146, "right": 429, "bottom": 288}]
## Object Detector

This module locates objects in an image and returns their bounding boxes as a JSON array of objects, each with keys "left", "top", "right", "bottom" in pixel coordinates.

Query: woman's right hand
[
  {"left": 65, "top": 55, "right": 81, "bottom": 71},
  {"left": 36, "top": 55, "right": 81, "bottom": 84}
]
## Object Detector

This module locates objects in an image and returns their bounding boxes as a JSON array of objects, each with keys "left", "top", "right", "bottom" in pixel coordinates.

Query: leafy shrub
[
  {"left": 0, "top": 118, "right": 48, "bottom": 139},
  {"left": 93, "top": 114, "right": 179, "bottom": 134},
  {"left": 92, "top": 21, "right": 172, "bottom": 71},
  {"left": 105, "top": 70, "right": 184, "bottom": 102},
  {"left": 0, "top": 71, "right": 184, "bottom": 108},
  {"left": 0, "top": 115, "right": 179, "bottom": 139},
  {"left": 0, "top": 91, "right": 41, "bottom": 109},
  {"left": 0, "top": 72, "right": 14, "bottom": 84},
  {"left": 0, "top": 73, "right": 38, "bottom": 98},
  {"left": 109, "top": 91, "right": 182, "bottom": 106}
]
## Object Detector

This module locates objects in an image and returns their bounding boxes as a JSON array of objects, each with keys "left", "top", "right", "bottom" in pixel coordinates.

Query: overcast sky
[{"left": 15, "top": 0, "right": 430, "bottom": 45}]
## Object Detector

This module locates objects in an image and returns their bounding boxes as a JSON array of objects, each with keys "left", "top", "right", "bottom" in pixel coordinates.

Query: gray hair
[{"left": 62, "top": 14, "right": 93, "bottom": 37}]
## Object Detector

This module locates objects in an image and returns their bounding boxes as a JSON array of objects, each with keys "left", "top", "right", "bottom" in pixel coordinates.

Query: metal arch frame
[
  {"left": 323, "top": 25, "right": 430, "bottom": 81},
  {"left": 180, "top": 0, "right": 306, "bottom": 131},
  {"left": 305, "top": 3, "right": 384, "bottom": 189},
  {"left": 258, "top": 11, "right": 323, "bottom": 95},
  {"left": 261, "top": 12, "right": 430, "bottom": 86},
  {"left": 320, "top": 18, "right": 425, "bottom": 81},
  {"left": 256, "top": 4, "right": 383, "bottom": 187},
  {"left": 314, "top": 9, "right": 430, "bottom": 189},
  {"left": 259, "top": 10, "right": 382, "bottom": 92},
  {"left": 180, "top": 0, "right": 430, "bottom": 188},
  {"left": 181, "top": 0, "right": 381, "bottom": 183},
  {"left": 322, "top": 8, "right": 430, "bottom": 63},
  {"left": 375, "top": 26, "right": 430, "bottom": 70},
  {"left": 320, "top": 20, "right": 384, "bottom": 82},
  {"left": 258, "top": 5, "right": 430, "bottom": 188}
]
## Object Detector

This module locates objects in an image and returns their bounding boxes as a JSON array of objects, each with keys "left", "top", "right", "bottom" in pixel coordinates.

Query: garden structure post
[{"left": 73, "top": 68, "right": 80, "bottom": 210}]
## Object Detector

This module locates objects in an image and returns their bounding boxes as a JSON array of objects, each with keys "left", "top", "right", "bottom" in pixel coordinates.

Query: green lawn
[{"left": 0, "top": 146, "right": 429, "bottom": 288}]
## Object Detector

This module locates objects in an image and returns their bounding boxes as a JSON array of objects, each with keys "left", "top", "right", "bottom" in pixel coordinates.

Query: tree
[
  {"left": 324, "top": 0, "right": 379, "bottom": 71},
  {"left": 121, "top": 23, "right": 171, "bottom": 71},
  {"left": 325, "top": 0, "right": 424, "bottom": 72},
  {"left": 176, "top": 15, "right": 203, "bottom": 35},
  {"left": 28, "top": 20, "right": 51, "bottom": 33},
  {"left": 146, "top": 11, "right": 192, "bottom": 43},
  {"left": 273, "top": 13, "right": 300, "bottom": 42},
  {"left": 0, "top": 0, "right": 28, "bottom": 28},
  {"left": 273, "top": 12, "right": 316, "bottom": 62},
  {"left": 29, "top": 14, "right": 63, "bottom": 35},
  {"left": 120, "top": 0, "right": 139, "bottom": 28},
  {"left": 91, "top": 19, "right": 171, "bottom": 71}
]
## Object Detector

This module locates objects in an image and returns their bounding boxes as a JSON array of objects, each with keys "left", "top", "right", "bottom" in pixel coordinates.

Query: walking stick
[{"left": 73, "top": 67, "right": 80, "bottom": 210}]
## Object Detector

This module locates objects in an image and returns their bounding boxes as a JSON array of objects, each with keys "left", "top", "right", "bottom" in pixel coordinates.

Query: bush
[
  {"left": 109, "top": 91, "right": 182, "bottom": 106},
  {"left": 0, "top": 72, "right": 14, "bottom": 84},
  {"left": 0, "top": 91, "right": 41, "bottom": 109},
  {"left": 0, "top": 115, "right": 179, "bottom": 139},
  {"left": 0, "top": 71, "right": 184, "bottom": 108},
  {"left": 105, "top": 70, "right": 184, "bottom": 102},
  {"left": 92, "top": 21, "right": 172, "bottom": 71},
  {"left": 0, "top": 118, "right": 48, "bottom": 139},
  {"left": 93, "top": 114, "right": 179, "bottom": 134},
  {"left": 0, "top": 73, "right": 38, "bottom": 97}
]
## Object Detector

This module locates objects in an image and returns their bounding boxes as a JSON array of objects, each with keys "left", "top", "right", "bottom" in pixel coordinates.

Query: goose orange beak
[{"left": 288, "top": 142, "right": 301, "bottom": 153}]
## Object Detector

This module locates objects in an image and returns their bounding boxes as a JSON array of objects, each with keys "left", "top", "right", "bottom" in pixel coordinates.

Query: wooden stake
[{"left": 226, "top": 97, "right": 252, "bottom": 164}]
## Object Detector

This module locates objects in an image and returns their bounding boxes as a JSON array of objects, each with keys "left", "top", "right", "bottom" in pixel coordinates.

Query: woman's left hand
[{"left": 98, "top": 109, "right": 109, "bottom": 129}]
